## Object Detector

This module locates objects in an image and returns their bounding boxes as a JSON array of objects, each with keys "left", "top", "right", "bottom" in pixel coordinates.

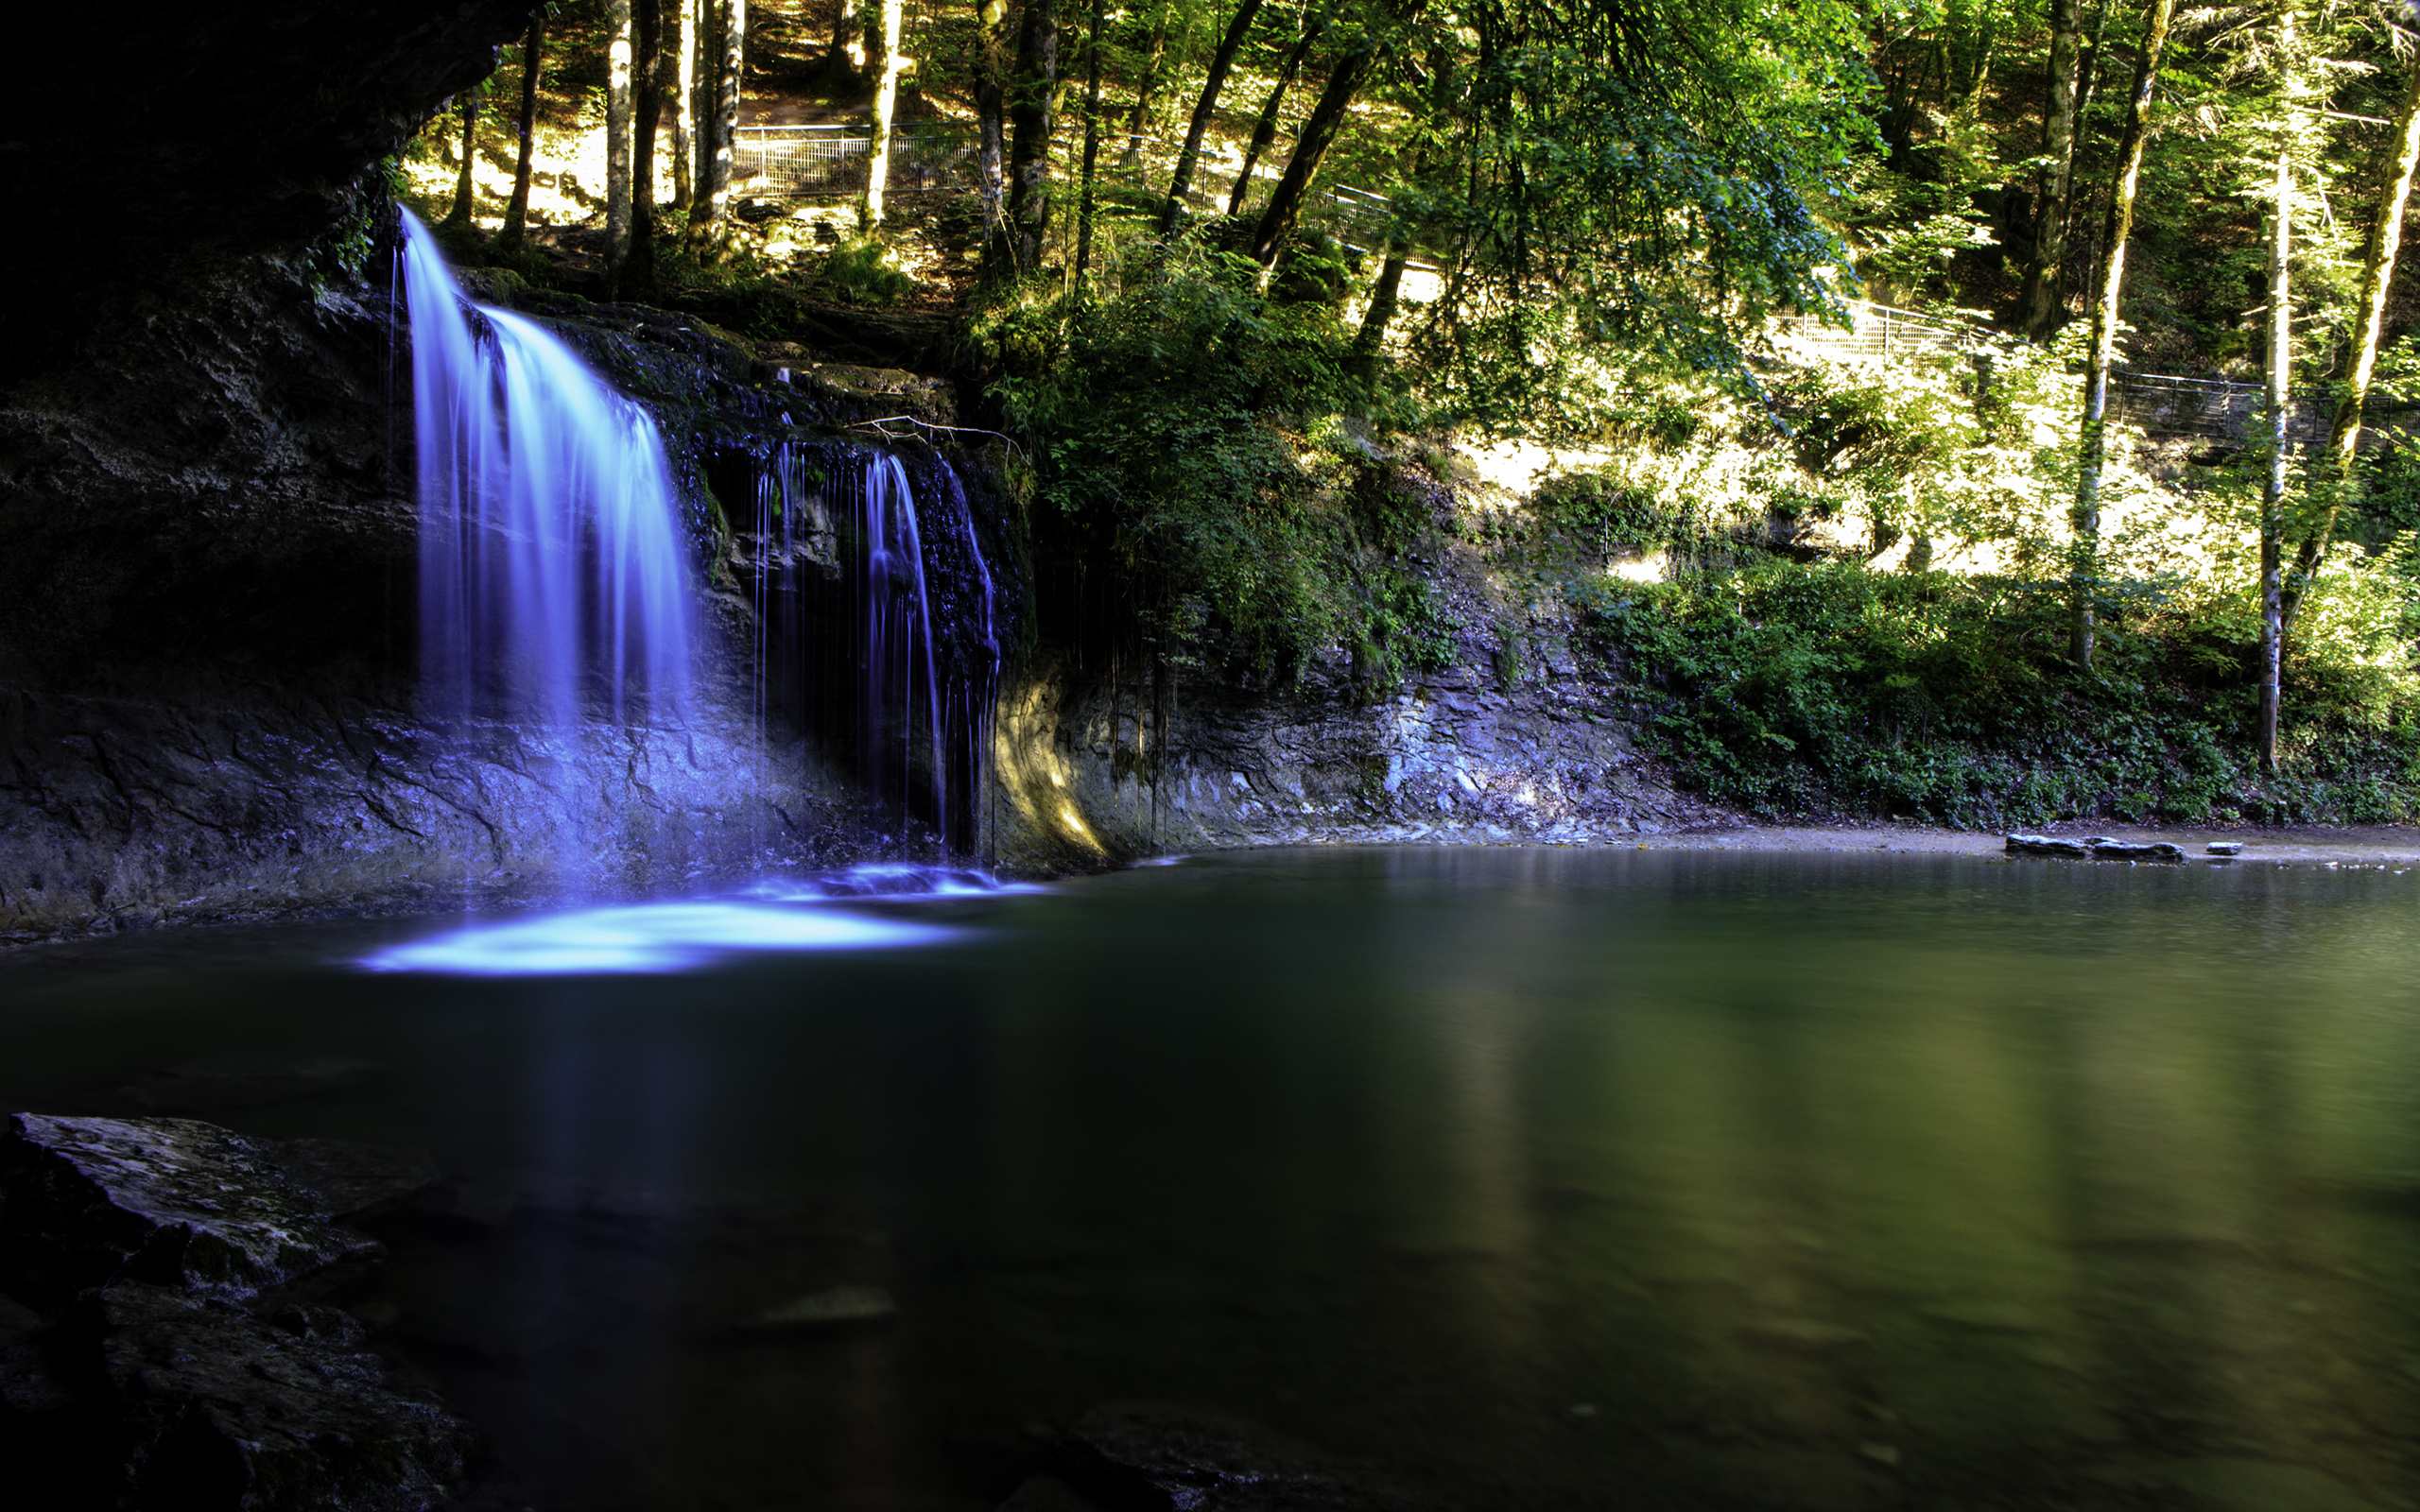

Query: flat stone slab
[{"left": 2005, "top": 834, "right": 2186, "bottom": 862}]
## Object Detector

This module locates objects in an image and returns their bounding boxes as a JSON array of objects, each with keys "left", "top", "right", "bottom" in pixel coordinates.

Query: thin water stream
[{"left": 3, "top": 847, "right": 2417, "bottom": 1510}]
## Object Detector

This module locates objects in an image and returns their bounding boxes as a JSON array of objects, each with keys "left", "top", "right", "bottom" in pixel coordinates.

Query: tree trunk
[
  {"left": 1227, "top": 10, "right": 1322, "bottom": 215},
  {"left": 627, "top": 0, "right": 662, "bottom": 298},
  {"left": 1160, "top": 0, "right": 1265, "bottom": 235},
  {"left": 831, "top": 0, "right": 864, "bottom": 74},
  {"left": 445, "top": 91, "right": 479, "bottom": 230},
  {"left": 1120, "top": 2, "right": 1171, "bottom": 165},
  {"left": 672, "top": 0, "right": 696, "bottom": 210},
  {"left": 977, "top": 0, "right": 1013, "bottom": 274},
  {"left": 700, "top": 0, "right": 744, "bottom": 226},
  {"left": 1348, "top": 241, "right": 1409, "bottom": 380},
  {"left": 1008, "top": 0, "right": 1060, "bottom": 273},
  {"left": 2067, "top": 0, "right": 2175, "bottom": 670},
  {"left": 501, "top": 18, "right": 544, "bottom": 247},
  {"left": 2017, "top": 0, "right": 2083, "bottom": 340},
  {"left": 862, "top": 0, "right": 904, "bottom": 230},
  {"left": 1249, "top": 0, "right": 1421, "bottom": 268},
  {"left": 1075, "top": 0, "right": 1108, "bottom": 284},
  {"left": 695, "top": 0, "right": 719, "bottom": 206},
  {"left": 607, "top": 0, "right": 633, "bottom": 274},
  {"left": 2257, "top": 129, "right": 2290, "bottom": 774},
  {"left": 2280, "top": 57, "right": 2420, "bottom": 638}
]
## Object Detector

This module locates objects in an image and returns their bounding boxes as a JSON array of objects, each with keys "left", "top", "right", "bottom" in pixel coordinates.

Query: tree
[
  {"left": 672, "top": 0, "right": 697, "bottom": 210},
  {"left": 977, "top": 0, "right": 1015, "bottom": 270},
  {"left": 1227, "top": 8, "right": 1325, "bottom": 215},
  {"left": 2016, "top": 0, "right": 2084, "bottom": 339},
  {"left": 627, "top": 0, "right": 663, "bottom": 298},
  {"left": 1076, "top": 0, "right": 1110, "bottom": 283},
  {"left": 697, "top": 0, "right": 745, "bottom": 229},
  {"left": 832, "top": 0, "right": 866, "bottom": 75},
  {"left": 1250, "top": 0, "right": 1425, "bottom": 266},
  {"left": 443, "top": 87, "right": 481, "bottom": 232},
  {"left": 1162, "top": 0, "right": 1267, "bottom": 234},
  {"left": 2280, "top": 54, "right": 2420, "bottom": 639},
  {"left": 1008, "top": 0, "right": 1062, "bottom": 272},
  {"left": 607, "top": 0, "right": 634, "bottom": 277},
  {"left": 2256, "top": 84, "right": 2291, "bottom": 772},
  {"left": 1121, "top": 0, "right": 1174, "bottom": 165},
  {"left": 863, "top": 0, "right": 906, "bottom": 230},
  {"left": 500, "top": 16, "right": 545, "bottom": 249},
  {"left": 2068, "top": 0, "right": 2177, "bottom": 669}
]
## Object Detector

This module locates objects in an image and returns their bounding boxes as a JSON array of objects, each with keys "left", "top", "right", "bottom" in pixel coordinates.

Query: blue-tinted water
[{"left": 5, "top": 847, "right": 2418, "bottom": 1511}]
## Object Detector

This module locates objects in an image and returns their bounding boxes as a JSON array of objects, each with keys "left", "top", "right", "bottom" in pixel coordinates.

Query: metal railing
[
  {"left": 1777, "top": 301, "right": 1983, "bottom": 357},
  {"left": 734, "top": 123, "right": 978, "bottom": 197}
]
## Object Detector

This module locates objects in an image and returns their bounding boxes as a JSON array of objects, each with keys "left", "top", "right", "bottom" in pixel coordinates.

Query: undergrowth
[{"left": 1580, "top": 560, "right": 2420, "bottom": 826}]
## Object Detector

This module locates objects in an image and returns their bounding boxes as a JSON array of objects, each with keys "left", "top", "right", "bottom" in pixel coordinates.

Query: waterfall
[
  {"left": 749, "top": 444, "right": 1001, "bottom": 858},
  {"left": 398, "top": 209, "right": 696, "bottom": 733}
]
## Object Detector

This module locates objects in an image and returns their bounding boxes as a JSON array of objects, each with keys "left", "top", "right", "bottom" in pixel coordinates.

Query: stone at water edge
[
  {"left": 0, "top": 1113, "right": 381, "bottom": 1304},
  {"left": 2004, "top": 834, "right": 2187, "bottom": 862},
  {"left": 743, "top": 1283, "right": 897, "bottom": 1330},
  {"left": 2207, "top": 841, "right": 2244, "bottom": 856},
  {"left": 1039, "top": 1400, "right": 1459, "bottom": 1512},
  {"left": 101, "top": 1281, "right": 480, "bottom": 1512}
]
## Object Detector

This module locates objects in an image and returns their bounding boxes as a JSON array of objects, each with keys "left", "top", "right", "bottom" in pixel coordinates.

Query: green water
[{"left": 6, "top": 847, "right": 2420, "bottom": 1511}]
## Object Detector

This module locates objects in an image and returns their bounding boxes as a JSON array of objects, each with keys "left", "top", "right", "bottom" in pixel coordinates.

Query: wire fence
[{"left": 1778, "top": 301, "right": 2420, "bottom": 450}]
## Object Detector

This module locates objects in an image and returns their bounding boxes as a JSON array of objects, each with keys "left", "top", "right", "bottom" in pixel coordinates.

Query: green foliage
[
  {"left": 984, "top": 237, "right": 1444, "bottom": 681},
  {"left": 819, "top": 239, "right": 918, "bottom": 304},
  {"left": 1587, "top": 559, "right": 2420, "bottom": 826}
]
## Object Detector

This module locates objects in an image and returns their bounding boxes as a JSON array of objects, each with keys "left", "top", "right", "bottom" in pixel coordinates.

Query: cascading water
[
  {"left": 748, "top": 442, "right": 1002, "bottom": 858},
  {"left": 399, "top": 208, "right": 696, "bottom": 735}
]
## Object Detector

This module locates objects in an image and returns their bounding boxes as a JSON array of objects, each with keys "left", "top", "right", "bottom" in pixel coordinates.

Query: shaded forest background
[{"left": 389, "top": 0, "right": 2420, "bottom": 827}]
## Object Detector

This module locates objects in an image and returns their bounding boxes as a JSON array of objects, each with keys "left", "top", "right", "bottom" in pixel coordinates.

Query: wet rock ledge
[{"left": 0, "top": 1112, "right": 502, "bottom": 1510}]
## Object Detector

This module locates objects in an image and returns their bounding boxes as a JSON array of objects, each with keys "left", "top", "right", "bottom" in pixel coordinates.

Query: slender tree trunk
[
  {"left": 2018, "top": 0, "right": 2083, "bottom": 339},
  {"left": 862, "top": 0, "right": 904, "bottom": 230},
  {"left": 628, "top": 0, "right": 662, "bottom": 297},
  {"left": 672, "top": 0, "right": 697, "bottom": 210},
  {"left": 1160, "top": 0, "right": 1265, "bottom": 234},
  {"left": 607, "top": 0, "right": 633, "bottom": 275},
  {"left": 1121, "top": 2, "right": 1172, "bottom": 165},
  {"left": 2280, "top": 58, "right": 2420, "bottom": 637},
  {"left": 700, "top": 0, "right": 744, "bottom": 226},
  {"left": 2068, "top": 0, "right": 2176, "bottom": 670},
  {"left": 445, "top": 91, "right": 480, "bottom": 230},
  {"left": 977, "top": 0, "right": 1013, "bottom": 274},
  {"left": 695, "top": 0, "right": 719, "bottom": 205},
  {"left": 1227, "top": 11, "right": 1323, "bottom": 215},
  {"left": 1250, "top": 0, "right": 1422, "bottom": 268},
  {"left": 1075, "top": 0, "right": 1108, "bottom": 284},
  {"left": 2257, "top": 129, "right": 2291, "bottom": 774},
  {"left": 1008, "top": 0, "right": 1061, "bottom": 272},
  {"left": 831, "top": 0, "right": 864, "bottom": 73},
  {"left": 1349, "top": 241, "right": 1409, "bottom": 379},
  {"left": 501, "top": 18, "right": 544, "bottom": 247}
]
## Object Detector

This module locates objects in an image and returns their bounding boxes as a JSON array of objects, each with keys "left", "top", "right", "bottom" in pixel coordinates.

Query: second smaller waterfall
[{"left": 747, "top": 444, "right": 1002, "bottom": 857}]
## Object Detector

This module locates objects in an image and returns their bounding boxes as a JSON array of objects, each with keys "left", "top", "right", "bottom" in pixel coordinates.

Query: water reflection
[
  {"left": 359, "top": 901, "right": 954, "bottom": 974},
  {"left": 6, "top": 848, "right": 2420, "bottom": 1509}
]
